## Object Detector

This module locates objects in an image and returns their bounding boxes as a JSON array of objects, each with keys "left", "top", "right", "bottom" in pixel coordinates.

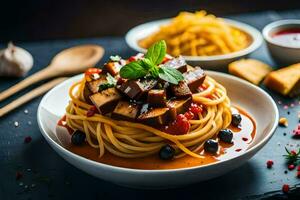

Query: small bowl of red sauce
[{"left": 263, "top": 19, "right": 300, "bottom": 65}]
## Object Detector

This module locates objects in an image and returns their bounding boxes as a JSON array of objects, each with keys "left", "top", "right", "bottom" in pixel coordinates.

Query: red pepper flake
[
  {"left": 297, "top": 165, "right": 300, "bottom": 171},
  {"left": 86, "top": 106, "right": 98, "bottom": 117},
  {"left": 84, "top": 68, "right": 102, "bottom": 77},
  {"left": 184, "top": 111, "right": 195, "bottom": 120},
  {"left": 266, "top": 160, "right": 274, "bottom": 168},
  {"left": 242, "top": 137, "right": 248, "bottom": 142},
  {"left": 15, "top": 171, "right": 23, "bottom": 180},
  {"left": 235, "top": 148, "right": 242, "bottom": 152},
  {"left": 198, "top": 84, "right": 208, "bottom": 92},
  {"left": 288, "top": 164, "right": 295, "bottom": 170},
  {"left": 24, "top": 136, "right": 32, "bottom": 144},
  {"left": 297, "top": 171, "right": 300, "bottom": 178},
  {"left": 128, "top": 56, "right": 136, "bottom": 62},
  {"left": 189, "top": 103, "right": 203, "bottom": 115},
  {"left": 282, "top": 184, "right": 290, "bottom": 194},
  {"left": 161, "top": 57, "right": 171, "bottom": 64}
]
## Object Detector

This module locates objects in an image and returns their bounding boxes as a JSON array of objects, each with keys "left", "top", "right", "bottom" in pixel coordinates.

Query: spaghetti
[
  {"left": 65, "top": 75, "right": 232, "bottom": 159},
  {"left": 139, "top": 10, "right": 250, "bottom": 56}
]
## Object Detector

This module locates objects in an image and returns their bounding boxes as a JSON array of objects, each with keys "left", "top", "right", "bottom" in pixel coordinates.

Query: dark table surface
[{"left": 1, "top": 10, "right": 300, "bottom": 200}]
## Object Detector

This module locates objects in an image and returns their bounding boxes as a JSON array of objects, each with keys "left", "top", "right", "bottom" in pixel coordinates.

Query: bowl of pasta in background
[
  {"left": 37, "top": 71, "right": 278, "bottom": 189},
  {"left": 125, "top": 18, "right": 263, "bottom": 71}
]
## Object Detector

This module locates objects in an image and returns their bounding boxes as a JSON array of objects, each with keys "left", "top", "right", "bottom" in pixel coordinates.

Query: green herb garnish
[
  {"left": 145, "top": 40, "right": 167, "bottom": 65},
  {"left": 283, "top": 147, "right": 300, "bottom": 164},
  {"left": 158, "top": 66, "right": 184, "bottom": 85},
  {"left": 119, "top": 60, "right": 148, "bottom": 79},
  {"left": 98, "top": 73, "right": 117, "bottom": 91},
  {"left": 110, "top": 55, "right": 121, "bottom": 62},
  {"left": 119, "top": 40, "right": 184, "bottom": 84}
]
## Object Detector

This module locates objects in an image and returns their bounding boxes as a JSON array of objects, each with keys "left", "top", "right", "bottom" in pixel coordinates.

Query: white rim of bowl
[
  {"left": 125, "top": 18, "right": 263, "bottom": 61},
  {"left": 37, "top": 72, "right": 278, "bottom": 174},
  {"left": 263, "top": 19, "right": 300, "bottom": 49}
]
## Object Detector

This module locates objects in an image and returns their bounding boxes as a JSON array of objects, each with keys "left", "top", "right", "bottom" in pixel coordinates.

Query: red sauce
[
  {"left": 56, "top": 107, "right": 256, "bottom": 170},
  {"left": 272, "top": 28, "right": 300, "bottom": 47}
]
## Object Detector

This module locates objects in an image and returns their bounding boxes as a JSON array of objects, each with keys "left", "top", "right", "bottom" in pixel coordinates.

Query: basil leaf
[
  {"left": 145, "top": 40, "right": 166, "bottom": 65},
  {"left": 141, "top": 58, "right": 155, "bottom": 70},
  {"left": 110, "top": 55, "right": 121, "bottom": 62},
  {"left": 149, "top": 67, "right": 159, "bottom": 78},
  {"left": 120, "top": 61, "right": 148, "bottom": 79},
  {"left": 158, "top": 66, "right": 184, "bottom": 85}
]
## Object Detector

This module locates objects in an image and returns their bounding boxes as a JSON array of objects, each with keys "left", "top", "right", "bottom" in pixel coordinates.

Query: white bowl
[
  {"left": 125, "top": 19, "right": 263, "bottom": 71},
  {"left": 37, "top": 72, "right": 278, "bottom": 189},
  {"left": 263, "top": 19, "right": 300, "bottom": 65}
]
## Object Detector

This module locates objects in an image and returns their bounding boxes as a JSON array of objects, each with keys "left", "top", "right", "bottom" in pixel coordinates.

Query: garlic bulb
[{"left": 0, "top": 42, "right": 33, "bottom": 77}]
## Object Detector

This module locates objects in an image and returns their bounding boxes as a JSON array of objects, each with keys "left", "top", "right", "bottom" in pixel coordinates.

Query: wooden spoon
[
  {"left": 0, "top": 78, "right": 67, "bottom": 117},
  {"left": 0, "top": 44, "right": 104, "bottom": 102}
]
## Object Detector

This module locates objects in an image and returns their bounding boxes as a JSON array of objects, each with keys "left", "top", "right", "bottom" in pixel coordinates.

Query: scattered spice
[
  {"left": 266, "top": 160, "right": 274, "bottom": 168},
  {"left": 235, "top": 148, "right": 242, "bottom": 152},
  {"left": 14, "top": 121, "right": 19, "bottom": 127},
  {"left": 283, "top": 132, "right": 287, "bottom": 136},
  {"left": 297, "top": 165, "right": 300, "bottom": 171},
  {"left": 288, "top": 164, "right": 295, "bottom": 170},
  {"left": 277, "top": 142, "right": 281, "bottom": 146},
  {"left": 242, "top": 137, "right": 248, "bottom": 141},
  {"left": 282, "top": 184, "right": 290, "bottom": 193},
  {"left": 292, "top": 125, "right": 300, "bottom": 138},
  {"left": 278, "top": 117, "right": 288, "bottom": 127},
  {"left": 24, "top": 136, "right": 32, "bottom": 144},
  {"left": 297, "top": 171, "right": 300, "bottom": 178},
  {"left": 287, "top": 111, "right": 290, "bottom": 115},
  {"left": 16, "top": 171, "right": 23, "bottom": 180},
  {"left": 284, "top": 170, "right": 288, "bottom": 174}
]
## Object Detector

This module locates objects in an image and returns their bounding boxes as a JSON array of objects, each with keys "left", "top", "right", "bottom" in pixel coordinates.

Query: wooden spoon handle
[
  {"left": 0, "top": 66, "right": 58, "bottom": 102},
  {"left": 0, "top": 77, "right": 67, "bottom": 117}
]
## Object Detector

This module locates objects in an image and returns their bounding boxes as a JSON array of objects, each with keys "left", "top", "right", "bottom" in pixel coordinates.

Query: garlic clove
[{"left": 0, "top": 42, "right": 33, "bottom": 77}]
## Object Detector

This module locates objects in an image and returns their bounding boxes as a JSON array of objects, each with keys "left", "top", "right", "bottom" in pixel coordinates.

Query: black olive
[
  {"left": 204, "top": 139, "right": 218, "bottom": 153},
  {"left": 71, "top": 130, "right": 86, "bottom": 145},
  {"left": 159, "top": 144, "right": 175, "bottom": 160},
  {"left": 231, "top": 114, "right": 242, "bottom": 127},
  {"left": 218, "top": 129, "right": 233, "bottom": 143}
]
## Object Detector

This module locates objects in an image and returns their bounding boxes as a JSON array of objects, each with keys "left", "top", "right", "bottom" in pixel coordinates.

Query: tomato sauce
[
  {"left": 56, "top": 107, "right": 256, "bottom": 170},
  {"left": 272, "top": 28, "right": 300, "bottom": 47}
]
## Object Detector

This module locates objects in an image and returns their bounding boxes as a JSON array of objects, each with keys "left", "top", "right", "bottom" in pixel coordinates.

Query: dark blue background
[{"left": 0, "top": 10, "right": 300, "bottom": 200}]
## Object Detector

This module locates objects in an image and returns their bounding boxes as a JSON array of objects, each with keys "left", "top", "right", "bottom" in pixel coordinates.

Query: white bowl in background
[
  {"left": 125, "top": 19, "right": 263, "bottom": 71},
  {"left": 263, "top": 19, "right": 300, "bottom": 65},
  {"left": 37, "top": 72, "right": 278, "bottom": 189}
]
